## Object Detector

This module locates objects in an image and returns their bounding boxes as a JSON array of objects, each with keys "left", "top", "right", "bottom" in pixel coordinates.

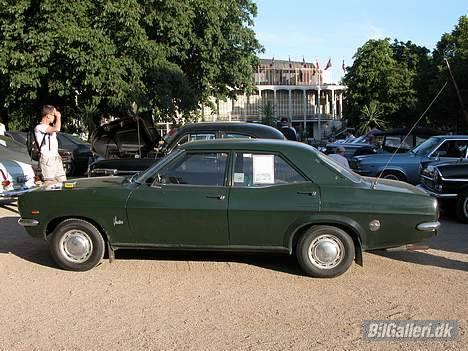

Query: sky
[{"left": 253, "top": 0, "right": 467, "bottom": 82}]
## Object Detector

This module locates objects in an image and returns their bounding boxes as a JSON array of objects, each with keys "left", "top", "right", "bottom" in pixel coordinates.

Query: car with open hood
[
  {"left": 18, "top": 139, "right": 439, "bottom": 277},
  {"left": 88, "top": 117, "right": 285, "bottom": 177}
]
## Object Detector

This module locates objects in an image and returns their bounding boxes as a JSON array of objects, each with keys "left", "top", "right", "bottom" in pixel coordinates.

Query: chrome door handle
[
  {"left": 297, "top": 191, "right": 317, "bottom": 196},
  {"left": 206, "top": 195, "right": 226, "bottom": 200}
]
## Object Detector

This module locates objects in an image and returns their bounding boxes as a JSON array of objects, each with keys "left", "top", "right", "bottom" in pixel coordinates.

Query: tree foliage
[
  {"left": 0, "top": 0, "right": 262, "bottom": 133},
  {"left": 344, "top": 15, "right": 468, "bottom": 133}
]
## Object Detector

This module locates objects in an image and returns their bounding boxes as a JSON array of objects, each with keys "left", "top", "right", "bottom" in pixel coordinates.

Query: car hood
[
  {"left": 38, "top": 176, "right": 129, "bottom": 192},
  {"left": 91, "top": 114, "right": 161, "bottom": 158},
  {"left": 354, "top": 151, "right": 416, "bottom": 163}
]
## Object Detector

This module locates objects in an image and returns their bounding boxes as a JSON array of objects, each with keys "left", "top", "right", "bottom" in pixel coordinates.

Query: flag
[
  {"left": 269, "top": 57, "right": 275, "bottom": 67},
  {"left": 342, "top": 60, "right": 346, "bottom": 73},
  {"left": 288, "top": 57, "right": 292, "bottom": 68},
  {"left": 302, "top": 57, "right": 307, "bottom": 68},
  {"left": 324, "top": 58, "right": 332, "bottom": 70},
  {"left": 316, "top": 59, "right": 320, "bottom": 70}
]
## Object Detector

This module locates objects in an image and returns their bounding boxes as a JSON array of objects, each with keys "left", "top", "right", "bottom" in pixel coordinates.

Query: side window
[
  {"left": 222, "top": 133, "right": 252, "bottom": 139},
  {"left": 434, "top": 140, "right": 468, "bottom": 158},
  {"left": 188, "top": 133, "right": 216, "bottom": 142},
  {"left": 232, "top": 152, "right": 306, "bottom": 187},
  {"left": 156, "top": 152, "right": 228, "bottom": 186}
]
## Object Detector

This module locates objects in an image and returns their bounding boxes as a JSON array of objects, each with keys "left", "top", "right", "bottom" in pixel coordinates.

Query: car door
[
  {"left": 228, "top": 152, "right": 320, "bottom": 248},
  {"left": 126, "top": 151, "right": 230, "bottom": 246}
]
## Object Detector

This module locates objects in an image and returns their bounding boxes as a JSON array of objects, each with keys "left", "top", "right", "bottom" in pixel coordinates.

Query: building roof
[{"left": 259, "top": 58, "right": 317, "bottom": 69}]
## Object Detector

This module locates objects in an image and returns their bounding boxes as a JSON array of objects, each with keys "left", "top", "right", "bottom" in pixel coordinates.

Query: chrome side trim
[
  {"left": 0, "top": 187, "right": 38, "bottom": 198},
  {"left": 18, "top": 218, "right": 39, "bottom": 227},
  {"left": 415, "top": 185, "right": 457, "bottom": 198},
  {"left": 416, "top": 221, "right": 440, "bottom": 232}
]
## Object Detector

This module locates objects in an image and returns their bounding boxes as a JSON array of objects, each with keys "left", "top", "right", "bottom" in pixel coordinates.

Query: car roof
[
  {"left": 181, "top": 138, "right": 314, "bottom": 153},
  {"left": 432, "top": 135, "right": 468, "bottom": 139},
  {"left": 175, "top": 122, "right": 285, "bottom": 139}
]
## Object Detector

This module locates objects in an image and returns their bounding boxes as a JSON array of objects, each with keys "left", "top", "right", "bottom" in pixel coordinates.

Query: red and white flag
[
  {"left": 342, "top": 60, "right": 347, "bottom": 73},
  {"left": 269, "top": 57, "right": 275, "bottom": 67},
  {"left": 324, "top": 58, "right": 332, "bottom": 70},
  {"left": 315, "top": 59, "right": 320, "bottom": 70},
  {"left": 302, "top": 57, "right": 307, "bottom": 68}
]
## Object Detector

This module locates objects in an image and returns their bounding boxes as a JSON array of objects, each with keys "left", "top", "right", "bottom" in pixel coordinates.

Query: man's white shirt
[
  {"left": 328, "top": 153, "right": 350, "bottom": 169},
  {"left": 34, "top": 123, "right": 59, "bottom": 157}
]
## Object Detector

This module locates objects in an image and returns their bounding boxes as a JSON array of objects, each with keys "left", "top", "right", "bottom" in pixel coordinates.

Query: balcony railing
[{"left": 254, "top": 67, "right": 322, "bottom": 86}]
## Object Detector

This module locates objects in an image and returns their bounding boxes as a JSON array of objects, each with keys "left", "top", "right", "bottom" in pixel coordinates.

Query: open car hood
[{"left": 91, "top": 114, "right": 161, "bottom": 158}]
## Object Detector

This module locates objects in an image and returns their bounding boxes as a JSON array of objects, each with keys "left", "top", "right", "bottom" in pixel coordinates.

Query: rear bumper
[{"left": 416, "top": 184, "right": 457, "bottom": 199}]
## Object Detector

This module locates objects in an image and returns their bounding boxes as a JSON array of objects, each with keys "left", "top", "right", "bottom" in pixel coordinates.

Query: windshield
[
  {"left": 351, "top": 136, "right": 366, "bottom": 144},
  {"left": 134, "top": 149, "right": 182, "bottom": 184},
  {"left": 411, "top": 137, "right": 441, "bottom": 156},
  {"left": 63, "top": 133, "right": 88, "bottom": 145},
  {"left": 318, "top": 153, "right": 362, "bottom": 183}
]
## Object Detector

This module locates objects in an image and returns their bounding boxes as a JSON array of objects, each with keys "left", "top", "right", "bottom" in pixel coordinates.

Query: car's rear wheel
[
  {"left": 296, "top": 225, "right": 355, "bottom": 278},
  {"left": 456, "top": 191, "right": 468, "bottom": 223},
  {"left": 49, "top": 219, "right": 105, "bottom": 271}
]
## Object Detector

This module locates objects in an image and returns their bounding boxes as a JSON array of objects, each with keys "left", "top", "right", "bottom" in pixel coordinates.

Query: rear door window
[{"left": 232, "top": 152, "right": 306, "bottom": 187}]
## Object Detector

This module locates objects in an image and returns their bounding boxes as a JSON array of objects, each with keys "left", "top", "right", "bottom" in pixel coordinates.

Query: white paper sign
[
  {"left": 253, "top": 155, "right": 274, "bottom": 184},
  {"left": 234, "top": 172, "right": 245, "bottom": 183}
]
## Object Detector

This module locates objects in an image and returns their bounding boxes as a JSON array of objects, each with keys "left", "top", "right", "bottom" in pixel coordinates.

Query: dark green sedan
[{"left": 18, "top": 139, "right": 440, "bottom": 278}]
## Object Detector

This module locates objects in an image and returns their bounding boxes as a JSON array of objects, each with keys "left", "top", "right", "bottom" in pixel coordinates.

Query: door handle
[
  {"left": 206, "top": 195, "right": 226, "bottom": 200},
  {"left": 297, "top": 191, "right": 317, "bottom": 196}
]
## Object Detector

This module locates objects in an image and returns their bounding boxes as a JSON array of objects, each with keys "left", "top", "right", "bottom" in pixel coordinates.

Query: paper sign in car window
[
  {"left": 253, "top": 155, "right": 274, "bottom": 184},
  {"left": 234, "top": 173, "right": 245, "bottom": 183}
]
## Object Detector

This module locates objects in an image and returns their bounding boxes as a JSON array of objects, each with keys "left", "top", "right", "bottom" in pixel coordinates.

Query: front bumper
[
  {"left": 18, "top": 218, "right": 40, "bottom": 227},
  {"left": 0, "top": 187, "right": 38, "bottom": 199},
  {"left": 416, "top": 184, "right": 457, "bottom": 199},
  {"left": 416, "top": 221, "right": 440, "bottom": 232}
]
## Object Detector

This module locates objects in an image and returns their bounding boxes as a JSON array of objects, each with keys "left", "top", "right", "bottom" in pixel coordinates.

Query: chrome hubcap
[
  {"left": 308, "top": 234, "right": 344, "bottom": 269},
  {"left": 59, "top": 230, "right": 93, "bottom": 263},
  {"left": 463, "top": 197, "right": 468, "bottom": 217},
  {"left": 383, "top": 174, "right": 399, "bottom": 181}
]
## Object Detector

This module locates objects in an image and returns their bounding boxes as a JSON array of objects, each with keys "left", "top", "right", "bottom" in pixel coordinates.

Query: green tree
[{"left": 358, "top": 101, "right": 386, "bottom": 134}]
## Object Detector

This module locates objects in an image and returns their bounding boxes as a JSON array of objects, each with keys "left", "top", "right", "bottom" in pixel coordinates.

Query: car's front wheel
[
  {"left": 296, "top": 225, "right": 355, "bottom": 278},
  {"left": 456, "top": 191, "right": 468, "bottom": 223},
  {"left": 49, "top": 219, "right": 105, "bottom": 271}
]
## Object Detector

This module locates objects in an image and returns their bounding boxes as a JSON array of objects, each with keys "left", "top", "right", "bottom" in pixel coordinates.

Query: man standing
[
  {"left": 328, "top": 146, "right": 350, "bottom": 169},
  {"left": 344, "top": 128, "right": 356, "bottom": 142},
  {"left": 279, "top": 117, "right": 298, "bottom": 141},
  {"left": 34, "top": 105, "right": 66, "bottom": 184}
]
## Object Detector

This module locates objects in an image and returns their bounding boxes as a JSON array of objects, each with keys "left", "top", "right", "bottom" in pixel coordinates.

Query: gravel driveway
[{"left": 0, "top": 203, "right": 466, "bottom": 350}]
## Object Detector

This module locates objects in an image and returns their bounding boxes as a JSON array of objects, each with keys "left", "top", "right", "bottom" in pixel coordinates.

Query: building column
[
  {"left": 288, "top": 89, "right": 292, "bottom": 119},
  {"left": 339, "top": 91, "right": 343, "bottom": 118},
  {"left": 331, "top": 89, "right": 336, "bottom": 119},
  {"left": 325, "top": 91, "right": 329, "bottom": 115},
  {"left": 273, "top": 89, "right": 277, "bottom": 120},
  {"left": 317, "top": 87, "right": 321, "bottom": 140},
  {"left": 303, "top": 89, "right": 307, "bottom": 135}
]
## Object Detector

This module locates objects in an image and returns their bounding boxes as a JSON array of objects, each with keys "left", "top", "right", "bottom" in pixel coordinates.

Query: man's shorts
[{"left": 40, "top": 154, "right": 67, "bottom": 182}]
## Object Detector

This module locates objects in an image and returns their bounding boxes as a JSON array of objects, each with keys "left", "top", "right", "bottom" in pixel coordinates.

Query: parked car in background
[
  {"left": 323, "top": 128, "right": 439, "bottom": 159},
  {"left": 350, "top": 135, "right": 468, "bottom": 184},
  {"left": 0, "top": 136, "right": 36, "bottom": 199},
  {"left": 18, "top": 139, "right": 439, "bottom": 277},
  {"left": 418, "top": 158, "right": 468, "bottom": 223},
  {"left": 6, "top": 131, "right": 91, "bottom": 176},
  {"left": 88, "top": 117, "right": 286, "bottom": 177}
]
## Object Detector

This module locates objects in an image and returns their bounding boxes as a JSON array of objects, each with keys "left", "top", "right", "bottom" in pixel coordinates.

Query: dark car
[
  {"left": 323, "top": 128, "right": 439, "bottom": 159},
  {"left": 6, "top": 131, "right": 90, "bottom": 176},
  {"left": 88, "top": 117, "right": 286, "bottom": 177},
  {"left": 18, "top": 139, "right": 439, "bottom": 277},
  {"left": 418, "top": 158, "right": 468, "bottom": 223},
  {"left": 351, "top": 135, "right": 468, "bottom": 184}
]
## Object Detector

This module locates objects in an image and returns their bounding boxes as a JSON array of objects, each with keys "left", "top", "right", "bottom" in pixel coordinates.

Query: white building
[{"left": 203, "top": 58, "right": 347, "bottom": 141}]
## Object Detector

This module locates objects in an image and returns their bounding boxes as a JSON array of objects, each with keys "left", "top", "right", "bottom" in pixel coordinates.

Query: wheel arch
[
  {"left": 288, "top": 217, "right": 364, "bottom": 266},
  {"left": 378, "top": 168, "right": 408, "bottom": 181},
  {"left": 45, "top": 216, "right": 110, "bottom": 244}
]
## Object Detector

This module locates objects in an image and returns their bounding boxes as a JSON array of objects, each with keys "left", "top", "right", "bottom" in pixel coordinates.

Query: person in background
[
  {"left": 34, "top": 105, "right": 67, "bottom": 185},
  {"left": 344, "top": 128, "right": 356, "bottom": 143},
  {"left": 279, "top": 117, "right": 298, "bottom": 141},
  {"left": 365, "top": 121, "right": 382, "bottom": 143},
  {"left": 328, "top": 146, "right": 350, "bottom": 169}
]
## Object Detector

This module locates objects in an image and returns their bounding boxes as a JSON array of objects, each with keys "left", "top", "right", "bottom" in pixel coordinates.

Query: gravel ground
[{"left": 0, "top": 203, "right": 466, "bottom": 351}]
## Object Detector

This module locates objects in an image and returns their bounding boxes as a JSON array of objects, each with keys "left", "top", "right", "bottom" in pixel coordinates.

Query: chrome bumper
[
  {"left": 416, "top": 185, "right": 457, "bottom": 199},
  {"left": 0, "top": 187, "right": 37, "bottom": 199},
  {"left": 416, "top": 221, "right": 440, "bottom": 232},
  {"left": 18, "top": 218, "right": 39, "bottom": 227}
]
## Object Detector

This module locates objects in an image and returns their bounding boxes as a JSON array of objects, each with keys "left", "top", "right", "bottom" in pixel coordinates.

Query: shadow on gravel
[
  {"left": 115, "top": 249, "right": 305, "bottom": 276},
  {"left": 0, "top": 215, "right": 304, "bottom": 275},
  {"left": 0, "top": 216, "right": 55, "bottom": 268},
  {"left": 371, "top": 215, "right": 468, "bottom": 272}
]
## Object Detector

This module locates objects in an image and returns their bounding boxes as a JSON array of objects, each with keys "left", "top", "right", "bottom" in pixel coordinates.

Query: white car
[{"left": 0, "top": 136, "right": 37, "bottom": 199}]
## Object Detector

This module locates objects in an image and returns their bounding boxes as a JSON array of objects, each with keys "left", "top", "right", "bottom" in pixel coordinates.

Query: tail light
[{"left": 1, "top": 180, "right": 11, "bottom": 188}]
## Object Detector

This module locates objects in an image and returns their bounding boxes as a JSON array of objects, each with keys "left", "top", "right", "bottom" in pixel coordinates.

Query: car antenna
[{"left": 371, "top": 81, "right": 448, "bottom": 189}]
